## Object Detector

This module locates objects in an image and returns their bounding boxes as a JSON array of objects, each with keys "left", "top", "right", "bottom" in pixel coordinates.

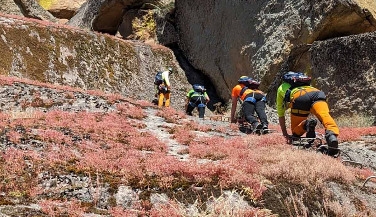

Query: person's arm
[
  {"left": 204, "top": 92, "right": 210, "bottom": 103},
  {"left": 163, "top": 71, "right": 171, "bottom": 90},
  {"left": 185, "top": 98, "right": 189, "bottom": 111},
  {"left": 279, "top": 116, "right": 291, "bottom": 143},
  {"left": 278, "top": 116, "right": 288, "bottom": 137},
  {"left": 155, "top": 84, "right": 159, "bottom": 97},
  {"left": 230, "top": 96, "right": 238, "bottom": 123},
  {"left": 276, "top": 83, "right": 290, "bottom": 142},
  {"left": 185, "top": 90, "right": 192, "bottom": 110}
]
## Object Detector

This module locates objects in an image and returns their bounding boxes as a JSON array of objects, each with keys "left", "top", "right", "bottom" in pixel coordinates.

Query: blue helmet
[
  {"left": 193, "top": 84, "right": 206, "bottom": 93},
  {"left": 238, "top": 76, "right": 260, "bottom": 89},
  {"left": 282, "top": 71, "right": 311, "bottom": 86},
  {"left": 238, "top": 76, "right": 249, "bottom": 83}
]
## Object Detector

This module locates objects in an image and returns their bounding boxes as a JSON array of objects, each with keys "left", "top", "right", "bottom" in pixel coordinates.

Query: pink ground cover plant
[
  {"left": 338, "top": 126, "right": 376, "bottom": 142},
  {"left": 189, "top": 136, "right": 248, "bottom": 160},
  {"left": 156, "top": 107, "right": 187, "bottom": 123},
  {"left": 170, "top": 125, "right": 196, "bottom": 145},
  {"left": 0, "top": 76, "right": 375, "bottom": 215},
  {"left": 0, "top": 148, "right": 41, "bottom": 193},
  {"left": 0, "top": 104, "right": 268, "bottom": 214},
  {"left": 116, "top": 103, "right": 146, "bottom": 120},
  {"left": 38, "top": 199, "right": 86, "bottom": 217}
]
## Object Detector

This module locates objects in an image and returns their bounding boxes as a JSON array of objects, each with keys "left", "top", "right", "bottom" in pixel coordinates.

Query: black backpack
[
  {"left": 238, "top": 77, "right": 260, "bottom": 97},
  {"left": 238, "top": 77, "right": 260, "bottom": 89},
  {"left": 154, "top": 71, "right": 163, "bottom": 85}
]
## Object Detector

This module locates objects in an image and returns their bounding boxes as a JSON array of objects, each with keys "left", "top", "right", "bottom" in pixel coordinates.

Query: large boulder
[
  {"left": 0, "top": 0, "right": 57, "bottom": 22},
  {"left": 175, "top": 0, "right": 376, "bottom": 103},
  {"left": 0, "top": 15, "right": 190, "bottom": 109},
  {"left": 68, "top": 0, "right": 178, "bottom": 46},
  {"left": 68, "top": 0, "right": 164, "bottom": 34},
  {"left": 310, "top": 32, "right": 376, "bottom": 118},
  {"left": 37, "top": 0, "right": 86, "bottom": 19}
]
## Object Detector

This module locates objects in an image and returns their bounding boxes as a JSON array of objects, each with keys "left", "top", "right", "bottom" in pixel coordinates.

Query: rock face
[
  {"left": 68, "top": 0, "right": 162, "bottom": 34},
  {"left": 310, "top": 32, "right": 376, "bottom": 117},
  {"left": 175, "top": 0, "right": 376, "bottom": 103},
  {"left": 68, "top": 0, "right": 177, "bottom": 45},
  {"left": 37, "top": 0, "right": 86, "bottom": 19},
  {"left": 0, "top": 0, "right": 57, "bottom": 22},
  {"left": 0, "top": 15, "right": 190, "bottom": 109}
]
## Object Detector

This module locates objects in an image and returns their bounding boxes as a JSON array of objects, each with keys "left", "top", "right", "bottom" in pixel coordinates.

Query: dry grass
[
  {"left": 148, "top": 190, "right": 276, "bottom": 217},
  {"left": 256, "top": 147, "right": 355, "bottom": 187},
  {"left": 335, "top": 114, "right": 374, "bottom": 128},
  {"left": 5, "top": 109, "right": 39, "bottom": 120}
]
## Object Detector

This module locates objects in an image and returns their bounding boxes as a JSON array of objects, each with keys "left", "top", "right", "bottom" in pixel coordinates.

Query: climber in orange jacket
[{"left": 231, "top": 76, "right": 269, "bottom": 132}]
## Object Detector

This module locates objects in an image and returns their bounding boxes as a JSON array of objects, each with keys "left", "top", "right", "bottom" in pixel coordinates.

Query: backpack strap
[
  {"left": 239, "top": 86, "right": 248, "bottom": 97},
  {"left": 283, "top": 86, "right": 295, "bottom": 103},
  {"left": 284, "top": 86, "right": 310, "bottom": 103}
]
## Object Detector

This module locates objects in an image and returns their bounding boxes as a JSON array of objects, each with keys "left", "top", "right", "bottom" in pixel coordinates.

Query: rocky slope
[
  {"left": 0, "top": 3, "right": 375, "bottom": 216},
  {"left": 0, "top": 76, "right": 375, "bottom": 216},
  {"left": 0, "top": 14, "right": 196, "bottom": 112}
]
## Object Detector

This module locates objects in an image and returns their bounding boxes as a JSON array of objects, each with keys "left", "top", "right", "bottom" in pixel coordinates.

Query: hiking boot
[
  {"left": 305, "top": 119, "right": 317, "bottom": 138},
  {"left": 325, "top": 132, "right": 339, "bottom": 156},
  {"left": 262, "top": 124, "right": 269, "bottom": 134},
  {"left": 252, "top": 122, "right": 262, "bottom": 133},
  {"left": 262, "top": 124, "right": 268, "bottom": 130}
]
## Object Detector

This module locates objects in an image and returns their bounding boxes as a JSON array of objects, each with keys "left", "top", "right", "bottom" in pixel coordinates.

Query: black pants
[
  {"left": 291, "top": 90, "right": 326, "bottom": 111},
  {"left": 186, "top": 96, "right": 206, "bottom": 118},
  {"left": 242, "top": 93, "right": 268, "bottom": 126}
]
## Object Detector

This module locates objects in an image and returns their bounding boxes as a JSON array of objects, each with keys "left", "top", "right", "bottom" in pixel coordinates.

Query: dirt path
[{"left": 142, "top": 108, "right": 190, "bottom": 161}]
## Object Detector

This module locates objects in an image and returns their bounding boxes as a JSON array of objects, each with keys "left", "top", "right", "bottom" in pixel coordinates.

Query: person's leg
[
  {"left": 290, "top": 92, "right": 312, "bottom": 137},
  {"left": 243, "top": 102, "right": 260, "bottom": 129},
  {"left": 305, "top": 118, "right": 317, "bottom": 138},
  {"left": 186, "top": 102, "right": 195, "bottom": 116},
  {"left": 290, "top": 114, "right": 308, "bottom": 137},
  {"left": 158, "top": 92, "right": 164, "bottom": 107},
  {"left": 254, "top": 100, "right": 268, "bottom": 128},
  {"left": 164, "top": 92, "right": 171, "bottom": 107},
  {"left": 310, "top": 101, "right": 339, "bottom": 155},
  {"left": 198, "top": 106, "right": 205, "bottom": 118},
  {"left": 197, "top": 96, "right": 206, "bottom": 118},
  {"left": 310, "top": 101, "right": 339, "bottom": 135}
]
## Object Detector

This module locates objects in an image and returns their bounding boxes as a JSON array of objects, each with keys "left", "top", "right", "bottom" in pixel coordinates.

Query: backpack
[
  {"left": 238, "top": 77, "right": 261, "bottom": 97},
  {"left": 192, "top": 84, "right": 206, "bottom": 93},
  {"left": 154, "top": 71, "right": 163, "bottom": 85},
  {"left": 238, "top": 77, "right": 260, "bottom": 90},
  {"left": 282, "top": 72, "right": 311, "bottom": 88},
  {"left": 282, "top": 72, "right": 312, "bottom": 102}
]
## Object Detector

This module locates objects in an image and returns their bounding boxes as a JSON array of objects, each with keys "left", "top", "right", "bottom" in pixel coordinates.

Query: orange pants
[
  {"left": 158, "top": 92, "right": 170, "bottom": 107},
  {"left": 291, "top": 100, "right": 339, "bottom": 136}
]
